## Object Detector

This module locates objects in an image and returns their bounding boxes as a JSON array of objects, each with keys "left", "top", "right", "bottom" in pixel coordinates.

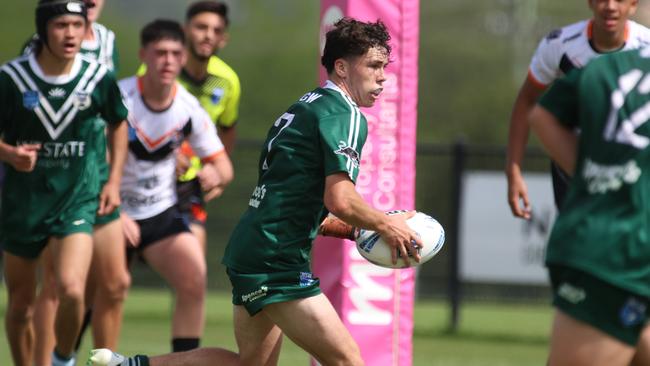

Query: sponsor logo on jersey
[
  {"left": 582, "top": 158, "right": 641, "bottom": 194},
  {"left": 557, "top": 282, "right": 586, "bottom": 304},
  {"left": 241, "top": 285, "right": 268, "bottom": 303},
  {"left": 72, "top": 219, "right": 86, "bottom": 226},
  {"left": 546, "top": 28, "right": 562, "bottom": 41},
  {"left": 22, "top": 90, "right": 39, "bottom": 110},
  {"left": 334, "top": 141, "right": 360, "bottom": 168},
  {"left": 211, "top": 87, "right": 224, "bottom": 104},
  {"left": 48, "top": 87, "right": 66, "bottom": 99},
  {"left": 249, "top": 184, "right": 266, "bottom": 208},
  {"left": 619, "top": 297, "right": 647, "bottom": 327},
  {"left": 74, "top": 91, "right": 92, "bottom": 110}
]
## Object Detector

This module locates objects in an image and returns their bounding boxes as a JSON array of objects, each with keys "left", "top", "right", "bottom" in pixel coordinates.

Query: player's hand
[
  {"left": 378, "top": 211, "right": 422, "bottom": 266},
  {"left": 10, "top": 143, "right": 40, "bottom": 172},
  {"left": 197, "top": 164, "right": 223, "bottom": 201},
  {"left": 507, "top": 170, "right": 531, "bottom": 219},
  {"left": 120, "top": 213, "right": 140, "bottom": 248},
  {"left": 176, "top": 152, "right": 191, "bottom": 177},
  {"left": 97, "top": 181, "right": 120, "bottom": 216}
]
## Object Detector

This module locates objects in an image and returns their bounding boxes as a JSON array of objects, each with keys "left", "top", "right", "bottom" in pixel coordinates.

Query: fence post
[{"left": 448, "top": 139, "right": 466, "bottom": 332}]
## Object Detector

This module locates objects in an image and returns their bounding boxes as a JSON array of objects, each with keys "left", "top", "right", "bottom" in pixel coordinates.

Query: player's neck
[
  {"left": 84, "top": 23, "right": 96, "bottom": 41},
  {"left": 591, "top": 26, "right": 627, "bottom": 52},
  {"left": 140, "top": 75, "right": 176, "bottom": 111},
  {"left": 329, "top": 76, "right": 356, "bottom": 104},
  {"left": 36, "top": 48, "right": 76, "bottom": 76},
  {"left": 184, "top": 54, "right": 209, "bottom": 81}
]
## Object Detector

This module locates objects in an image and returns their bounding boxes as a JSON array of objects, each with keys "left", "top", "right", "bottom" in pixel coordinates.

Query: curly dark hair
[{"left": 321, "top": 17, "right": 391, "bottom": 74}]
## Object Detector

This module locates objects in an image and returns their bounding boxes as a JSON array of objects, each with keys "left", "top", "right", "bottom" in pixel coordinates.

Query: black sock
[
  {"left": 124, "top": 355, "right": 151, "bottom": 366},
  {"left": 172, "top": 337, "right": 200, "bottom": 352}
]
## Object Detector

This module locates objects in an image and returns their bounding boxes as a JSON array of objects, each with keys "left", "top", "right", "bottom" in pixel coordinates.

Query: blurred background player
[
  {"left": 529, "top": 46, "right": 650, "bottom": 366},
  {"left": 23, "top": 1, "right": 132, "bottom": 364},
  {"left": 88, "top": 17, "right": 421, "bottom": 366},
  {"left": 505, "top": 0, "right": 650, "bottom": 218},
  {"left": 0, "top": 1, "right": 128, "bottom": 365},
  {"left": 118, "top": 19, "right": 233, "bottom": 352},
  {"left": 176, "top": 0, "right": 241, "bottom": 255}
]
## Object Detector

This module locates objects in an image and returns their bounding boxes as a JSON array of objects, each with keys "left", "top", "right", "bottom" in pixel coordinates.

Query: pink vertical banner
[{"left": 312, "top": 1, "right": 419, "bottom": 365}]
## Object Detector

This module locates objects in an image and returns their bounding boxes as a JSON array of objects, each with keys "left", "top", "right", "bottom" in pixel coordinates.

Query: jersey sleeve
[
  {"left": 188, "top": 106, "right": 224, "bottom": 160},
  {"left": 217, "top": 71, "right": 241, "bottom": 128},
  {"left": 98, "top": 71, "right": 128, "bottom": 125},
  {"left": 319, "top": 112, "right": 364, "bottom": 182},
  {"left": 528, "top": 33, "right": 562, "bottom": 88},
  {"left": 538, "top": 68, "right": 582, "bottom": 128}
]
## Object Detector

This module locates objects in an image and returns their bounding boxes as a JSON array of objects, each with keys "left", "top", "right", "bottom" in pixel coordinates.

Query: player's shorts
[
  {"left": 227, "top": 267, "right": 322, "bottom": 316},
  {"left": 95, "top": 206, "right": 120, "bottom": 226},
  {"left": 1, "top": 198, "right": 96, "bottom": 259},
  {"left": 131, "top": 206, "right": 190, "bottom": 251},
  {"left": 550, "top": 162, "right": 571, "bottom": 210},
  {"left": 549, "top": 265, "right": 649, "bottom": 346},
  {"left": 176, "top": 178, "right": 207, "bottom": 226}
]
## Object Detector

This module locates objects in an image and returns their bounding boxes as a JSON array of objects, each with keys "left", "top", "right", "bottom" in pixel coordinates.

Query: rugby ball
[{"left": 355, "top": 211, "right": 445, "bottom": 268}]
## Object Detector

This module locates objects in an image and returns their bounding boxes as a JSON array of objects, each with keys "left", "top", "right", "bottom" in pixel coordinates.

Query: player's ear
[
  {"left": 628, "top": 0, "right": 639, "bottom": 16},
  {"left": 334, "top": 58, "right": 348, "bottom": 79},
  {"left": 217, "top": 32, "right": 229, "bottom": 50}
]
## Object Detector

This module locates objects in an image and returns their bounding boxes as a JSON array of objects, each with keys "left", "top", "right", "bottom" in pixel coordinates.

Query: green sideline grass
[{"left": 0, "top": 288, "right": 551, "bottom": 365}]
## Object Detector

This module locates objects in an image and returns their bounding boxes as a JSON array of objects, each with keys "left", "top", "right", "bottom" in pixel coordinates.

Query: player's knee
[
  {"left": 177, "top": 274, "right": 206, "bottom": 301},
  {"left": 98, "top": 271, "right": 131, "bottom": 303},
  {"left": 7, "top": 297, "right": 35, "bottom": 323},
  {"left": 56, "top": 279, "right": 86, "bottom": 304}
]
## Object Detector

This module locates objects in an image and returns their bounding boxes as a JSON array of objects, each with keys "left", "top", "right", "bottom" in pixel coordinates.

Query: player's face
[
  {"left": 589, "top": 0, "right": 638, "bottom": 34},
  {"left": 85, "top": 0, "right": 105, "bottom": 23},
  {"left": 344, "top": 46, "right": 389, "bottom": 108},
  {"left": 46, "top": 15, "right": 87, "bottom": 60},
  {"left": 185, "top": 12, "right": 228, "bottom": 61},
  {"left": 140, "top": 39, "right": 186, "bottom": 86}
]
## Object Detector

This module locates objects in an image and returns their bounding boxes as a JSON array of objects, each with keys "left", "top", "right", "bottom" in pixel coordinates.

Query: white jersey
[
  {"left": 528, "top": 19, "right": 650, "bottom": 87},
  {"left": 118, "top": 76, "right": 224, "bottom": 220}
]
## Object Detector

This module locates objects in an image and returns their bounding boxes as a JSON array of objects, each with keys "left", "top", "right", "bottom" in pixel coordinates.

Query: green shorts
[
  {"left": 227, "top": 267, "right": 322, "bottom": 316},
  {"left": 95, "top": 206, "right": 120, "bottom": 226},
  {"left": 550, "top": 265, "right": 649, "bottom": 346},
  {"left": 1, "top": 205, "right": 95, "bottom": 259}
]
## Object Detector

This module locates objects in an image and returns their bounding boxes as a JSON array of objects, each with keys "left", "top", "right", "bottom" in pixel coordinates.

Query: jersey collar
[
  {"left": 323, "top": 80, "right": 358, "bottom": 107},
  {"left": 28, "top": 52, "right": 83, "bottom": 85},
  {"left": 587, "top": 19, "right": 630, "bottom": 42}
]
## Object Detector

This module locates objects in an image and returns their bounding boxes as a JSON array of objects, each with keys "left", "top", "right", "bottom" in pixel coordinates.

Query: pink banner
[{"left": 312, "top": 1, "right": 419, "bottom": 365}]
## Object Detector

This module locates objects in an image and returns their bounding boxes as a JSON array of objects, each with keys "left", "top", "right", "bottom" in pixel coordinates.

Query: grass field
[{"left": 0, "top": 288, "right": 552, "bottom": 365}]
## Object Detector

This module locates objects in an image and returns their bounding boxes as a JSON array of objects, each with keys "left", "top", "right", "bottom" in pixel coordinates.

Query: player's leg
[
  {"left": 3, "top": 251, "right": 39, "bottom": 366},
  {"left": 49, "top": 232, "right": 94, "bottom": 358},
  {"left": 263, "top": 293, "right": 363, "bottom": 366},
  {"left": 631, "top": 324, "right": 650, "bottom": 366},
  {"left": 548, "top": 310, "right": 635, "bottom": 366},
  {"left": 234, "top": 304, "right": 283, "bottom": 366},
  {"left": 89, "top": 218, "right": 131, "bottom": 348},
  {"left": 141, "top": 232, "right": 206, "bottom": 350},
  {"left": 189, "top": 223, "right": 207, "bottom": 255},
  {"left": 33, "top": 246, "right": 59, "bottom": 366}
]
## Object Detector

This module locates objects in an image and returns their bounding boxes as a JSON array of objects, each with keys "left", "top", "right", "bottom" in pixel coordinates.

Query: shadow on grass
[{"left": 415, "top": 327, "right": 548, "bottom": 347}]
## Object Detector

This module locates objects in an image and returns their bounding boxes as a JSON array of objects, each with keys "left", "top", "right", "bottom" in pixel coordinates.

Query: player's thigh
[
  {"left": 49, "top": 233, "right": 94, "bottom": 295},
  {"left": 3, "top": 251, "right": 39, "bottom": 306},
  {"left": 234, "top": 305, "right": 282, "bottom": 366},
  {"left": 631, "top": 324, "right": 650, "bottom": 366},
  {"left": 548, "top": 310, "right": 635, "bottom": 366},
  {"left": 263, "top": 293, "right": 362, "bottom": 365},
  {"left": 91, "top": 219, "right": 129, "bottom": 285},
  {"left": 141, "top": 233, "right": 206, "bottom": 290}
]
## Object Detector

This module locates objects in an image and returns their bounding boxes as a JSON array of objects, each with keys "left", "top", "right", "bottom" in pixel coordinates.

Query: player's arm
[
  {"left": 199, "top": 151, "right": 233, "bottom": 201},
  {"left": 505, "top": 78, "right": 546, "bottom": 219},
  {"left": 528, "top": 105, "right": 577, "bottom": 175},
  {"left": 217, "top": 125, "right": 236, "bottom": 155},
  {"left": 323, "top": 172, "right": 421, "bottom": 266},
  {"left": 0, "top": 141, "right": 40, "bottom": 172},
  {"left": 99, "top": 120, "right": 128, "bottom": 215}
]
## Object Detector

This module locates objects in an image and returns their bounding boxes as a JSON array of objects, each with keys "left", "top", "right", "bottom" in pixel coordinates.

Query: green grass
[{"left": 0, "top": 288, "right": 552, "bottom": 365}]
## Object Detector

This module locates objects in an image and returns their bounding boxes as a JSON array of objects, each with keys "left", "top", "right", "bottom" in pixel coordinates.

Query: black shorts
[
  {"left": 133, "top": 206, "right": 190, "bottom": 250},
  {"left": 176, "top": 179, "right": 207, "bottom": 226}
]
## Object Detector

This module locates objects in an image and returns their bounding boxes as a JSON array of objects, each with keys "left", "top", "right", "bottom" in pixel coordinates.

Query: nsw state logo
[
  {"left": 211, "top": 87, "right": 224, "bottom": 104},
  {"left": 22, "top": 90, "right": 39, "bottom": 110}
]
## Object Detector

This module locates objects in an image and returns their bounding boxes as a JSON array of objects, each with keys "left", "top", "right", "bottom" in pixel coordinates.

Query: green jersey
[
  {"left": 222, "top": 81, "right": 367, "bottom": 273},
  {"left": 540, "top": 47, "right": 650, "bottom": 297},
  {"left": 0, "top": 54, "right": 127, "bottom": 243}
]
